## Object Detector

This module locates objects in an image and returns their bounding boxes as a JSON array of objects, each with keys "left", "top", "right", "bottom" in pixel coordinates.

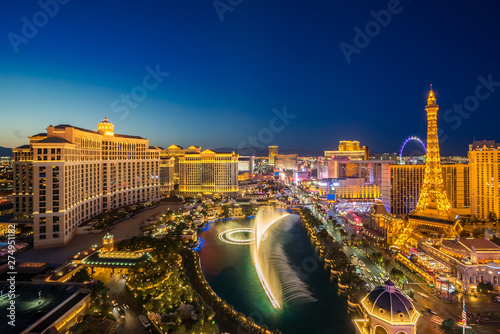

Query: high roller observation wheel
[{"left": 399, "top": 136, "right": 426, "bottom": 163}]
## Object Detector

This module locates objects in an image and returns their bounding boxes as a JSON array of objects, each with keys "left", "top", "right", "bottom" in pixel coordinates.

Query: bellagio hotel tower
[{"left": 13, "top": 119, "right": 160, "bottom": 249}]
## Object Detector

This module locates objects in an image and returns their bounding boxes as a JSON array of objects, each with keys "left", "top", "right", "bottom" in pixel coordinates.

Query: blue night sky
[{"left": 1, "top": 0, "right": 500, "bottom": 155}]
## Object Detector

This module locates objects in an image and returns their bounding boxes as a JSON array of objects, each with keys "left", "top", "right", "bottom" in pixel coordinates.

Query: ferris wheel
[{"left": 399, "top": 136, "right": 426, "bottom": 163}]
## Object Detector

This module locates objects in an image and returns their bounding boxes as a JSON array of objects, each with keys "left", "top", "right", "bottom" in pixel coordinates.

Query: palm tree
[
  {"left": 384, "top": 259, "right": 391, "bottom": 272},
  {"left": 377, "top": 254, "right": 384, "bottom": 266},
  {"left": 254, "top": 162, "right": 271, "bottom": 174},
  {"left": 371, "top": 252, "right": 382, "bottom": 263},
  {"left": 358, "top": 239, "right": 368, "bottom": 253},
  {"left": 350, "top": 233, "right": 357, "bottom": 242},
  {"left": 438, "top": 317, "right": 456, "bottom": 334},
  {"left": 68, "top": 318, "right": 100, "bottom": 334},
  {"left": 221, "top": 206, "right": 229, "bottom": 218}
]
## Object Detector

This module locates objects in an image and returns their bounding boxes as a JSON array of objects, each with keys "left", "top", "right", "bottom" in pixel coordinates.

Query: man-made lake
[{"left": 198, "top": 214, "right": 355, "bottom": 334}]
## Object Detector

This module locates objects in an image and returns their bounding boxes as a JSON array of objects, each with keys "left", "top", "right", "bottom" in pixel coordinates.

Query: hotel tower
[{"left": 13, "top": 119, "right": 161, "bottom": 249}]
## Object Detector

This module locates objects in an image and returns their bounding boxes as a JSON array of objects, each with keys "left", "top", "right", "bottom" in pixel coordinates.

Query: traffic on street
[{"left": 289, "top": 184, "right": 500, "bottom": 334}]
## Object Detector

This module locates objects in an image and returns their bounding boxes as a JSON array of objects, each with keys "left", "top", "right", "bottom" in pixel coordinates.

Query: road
[
  {"left": 292, "top": 186, "right": 500, "bottom": 333},
  {"left": 94, "top": 271, "right": 151, "bottom": 334},
  {"left": 309, "top": 205, "right": 446, "bottom": 334}
]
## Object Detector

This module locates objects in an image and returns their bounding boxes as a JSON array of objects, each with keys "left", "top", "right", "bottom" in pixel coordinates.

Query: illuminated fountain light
[
  {"left": 218, "top": 228, "right": 267, "bottom": 245},
  {"left": 252, "top": 207, "right": 316, "bottom": 310}
]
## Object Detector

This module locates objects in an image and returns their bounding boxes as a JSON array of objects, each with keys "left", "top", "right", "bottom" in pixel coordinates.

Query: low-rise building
[
  {"left": 440, "top": 237, "right": 500, "bottom": 263},
  {"left": 369, "top": 203, "right": 405, "bottom": 245},
  {"left": 228, "top": 206, "right": 244, "bottom": 218},
  {"left": 421, "top": 237, "right": 500, "bottom": 292}
]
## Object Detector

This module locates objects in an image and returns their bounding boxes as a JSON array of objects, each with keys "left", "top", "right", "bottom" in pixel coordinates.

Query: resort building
[
  {"left": 469, "top": 140, "right": 500, "bottom": 220},
  {"left": 335, "top": 184, "right": 380, "bottom": 200},
  {"left": 12, "top": 119, "right": 161, "bottom": 249},
  {"left": 440, "top": 237, "right": 500, "bottom": 263},
  {"left": 12, "top": 142, "right": 34, "bottom": 220},
  {"left": 325, "top": 140, "right": 369, "bottom": 161},
  {"left": 160, "top": 144, "right": 201, "bottom": 187},
  {"left": 389, "top": 165, "right": 425, "bottom": 216},
  {"left": 268, "top": 145, "right": 278, "bottom": 165},
  {"left": 159, "top": 155, "right": 175, "bottom": 196},
  {"left": 178, "top": 149, "right": 239, "bottom": 197},
  {"left": 274, "top": 154, "right": 298, "bottom": 170},
  {"left": 238, "top": 155, "right": 255, "bottom": 176},
  {"left": 388, "top": 164, "right": 470, "bottom": 216},
  {"left": 324, "top": 159, "right": 393, "bottom": 209},
  {"left": 422, "top": 236, "right": 500, "bottom": 293}
]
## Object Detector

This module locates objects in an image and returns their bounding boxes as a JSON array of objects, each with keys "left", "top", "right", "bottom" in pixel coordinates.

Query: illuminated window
[{"left": 375, "top": 326, "right": 388, "bottom": 334}]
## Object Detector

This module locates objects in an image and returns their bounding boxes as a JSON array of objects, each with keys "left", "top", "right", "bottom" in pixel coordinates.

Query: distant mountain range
[
  {"left": 0, "top": 147, "right": 12, "bottom": 157},
  {"left": 212, "top": 147, "right": 323, "bottom": 157}
]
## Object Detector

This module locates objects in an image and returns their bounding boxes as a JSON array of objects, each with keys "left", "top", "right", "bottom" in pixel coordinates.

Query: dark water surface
[{"left": 198, "top": 215, "right": 355, "bottom": 334}]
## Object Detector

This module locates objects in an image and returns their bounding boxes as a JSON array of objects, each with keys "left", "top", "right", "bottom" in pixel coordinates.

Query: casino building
[
  {"left": 13, "top": 119, "right": 161, "bottom": 249},
  {"left": 422, "top": 236, "right": 500, "bottom": 293},
  {"left": 325, "top": 140, "right": 369, "bottom": 161},
  {"left": 178, "top": 149, "right": 239, "bottom": 197},
  {"left": 469, "top": 140, "right": 500, "bottom": 220}
]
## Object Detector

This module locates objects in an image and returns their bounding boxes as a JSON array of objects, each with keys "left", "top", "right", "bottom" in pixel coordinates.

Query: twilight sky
[{"left": 1, "top": 0, "right": 500, "bottom": 155}]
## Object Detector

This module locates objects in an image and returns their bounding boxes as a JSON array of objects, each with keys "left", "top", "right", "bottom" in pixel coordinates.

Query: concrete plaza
[{"left": 16, "top": 203, "right": 181, "bottom": 266}]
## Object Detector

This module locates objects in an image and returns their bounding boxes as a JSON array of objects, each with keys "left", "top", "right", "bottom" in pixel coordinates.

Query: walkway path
[{"left": 16, "top": 203, "right": 177, "bottom": 266}]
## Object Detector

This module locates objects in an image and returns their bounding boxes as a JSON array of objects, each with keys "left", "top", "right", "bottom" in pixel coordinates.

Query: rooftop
[
  {"left": 50, "top": 124, "right": 146, "bottom": 140},
  {"left": 82, "top": 250, "right": 150, "bottom": 268},
  {"left": 361, "top": 280, "right": 419, "bottom": 325},
  {"left": 114, "top": 133, "right": 144, "bottom": 139},
  {"left": 471, "top": 140, "right": 499, "bottom": 150},
  {"left": 408, "top": 212, "right": 455, "bottom": 225},
  {"left": 370, "top": 203, "right": 388, "bottom": 215},
  {"left": 53, "top": 124, "right": 98, "bottom": 135},
  {"left": 0, "top": 283, "right": 82, "bottom": 334},
  {"left": 35, "top": 137, "right": 72, "bottom": 144},
  {"left": 461, "top": 238, "right": 500, "bottom": 250},
  {"left": 29, "top": 132, "right": 47, "bottom": 137}
]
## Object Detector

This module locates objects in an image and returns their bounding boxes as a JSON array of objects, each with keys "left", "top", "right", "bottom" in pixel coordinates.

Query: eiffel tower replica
[{"left": 395, "top": 87, "right": 460, "bottom": 249}]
